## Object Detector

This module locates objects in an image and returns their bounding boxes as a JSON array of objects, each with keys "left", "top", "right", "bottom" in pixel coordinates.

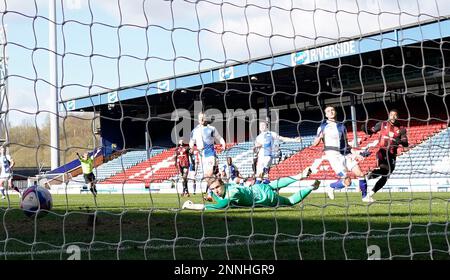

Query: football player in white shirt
[
  {"left": 254, "top": 121, "right": 300, "bottom": 184},
  {"left": 189, "top": 112, "right": 226, "bottom": 201},
  {"left": 187, "top": 148, "right": 200, "bottom": 195},
  {"left": 0, "top": 145, "right": 21, "bottom": 199},
  {"left": 312, "top": 106, "right": 372, "bottom": 202}
]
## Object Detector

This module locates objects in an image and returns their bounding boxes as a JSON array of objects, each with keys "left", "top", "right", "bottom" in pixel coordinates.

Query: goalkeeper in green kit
[{"left": 182, "top": 167, "right": 320, "bottom": 210}]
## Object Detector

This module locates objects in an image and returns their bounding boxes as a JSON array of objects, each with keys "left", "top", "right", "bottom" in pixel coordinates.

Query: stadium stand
[
  {"left": 100, "top": 148, "right": 176, "bottom": 185},
  {"left": 47, "top": 149, "right": 101, "bottom": 175},
  {"left": 391, "top": 126, "right": 449, "bottom": 179},
  {"left": 59, "top": 113, "right": 448, "bottom": 188},
  {"left": 270, "top": 122, "right": 448, "bottom": 181},
  {"left": 103, "top": 144, "right": 234, "bottom": 185}
]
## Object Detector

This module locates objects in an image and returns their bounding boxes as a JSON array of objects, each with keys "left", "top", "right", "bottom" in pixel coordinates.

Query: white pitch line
[{"left": 0, "top": 231, "right": 448, "bottom": 257}]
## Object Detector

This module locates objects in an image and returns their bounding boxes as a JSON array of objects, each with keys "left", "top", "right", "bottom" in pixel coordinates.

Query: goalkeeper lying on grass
[{"left": 182, "top": 167, "right": 320, "bottom": 210}]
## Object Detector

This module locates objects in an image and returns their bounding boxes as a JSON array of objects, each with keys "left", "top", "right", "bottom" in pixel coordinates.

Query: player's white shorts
[
  {"left": 256, "top": 155, "right": 272, "bottom": 177},
  {"left": 188, "top": 168, "right": 197, "bottom": 181},
  {"left": 324, "top": 150, "right": 358, "bottom": 178},
  {"left": 0, "top": 173, "right": 12, "bottom": 180},
  {"left": 200, "top": 156, "right": 217, "bottom": 177}
]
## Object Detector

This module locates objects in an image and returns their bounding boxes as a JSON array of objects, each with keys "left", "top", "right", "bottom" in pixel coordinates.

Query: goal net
[{"left": 0, "top": 0, "right": 449, "bottom": 260}]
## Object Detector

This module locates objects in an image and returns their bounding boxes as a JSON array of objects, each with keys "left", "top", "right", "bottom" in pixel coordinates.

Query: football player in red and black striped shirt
[
  {"left": 363, "top": 109, "right": 409, "bottom": 200},
  {"left": 175, "top": 140, "right": 191, "bottom": 197}
]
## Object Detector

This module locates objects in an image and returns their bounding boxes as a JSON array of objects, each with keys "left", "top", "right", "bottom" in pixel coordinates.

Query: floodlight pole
[
  {"left": 49, "top": 0, "right": 60, "bottom": 169},
  {"left": 0, "top": 25, "right": 8, "bottom": 144}
]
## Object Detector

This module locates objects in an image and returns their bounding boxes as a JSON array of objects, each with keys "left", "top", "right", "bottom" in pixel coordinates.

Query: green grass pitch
[{"left": 0, "top": 191, "right": 449, "bottom": 260}]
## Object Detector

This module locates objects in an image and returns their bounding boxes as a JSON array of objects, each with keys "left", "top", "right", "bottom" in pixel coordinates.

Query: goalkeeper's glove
[{"left": 182, "top": 200, "right": 205, "bottom": 210}]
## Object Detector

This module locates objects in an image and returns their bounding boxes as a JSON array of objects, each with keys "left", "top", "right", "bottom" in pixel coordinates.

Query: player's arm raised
[{"left": 94, "top": 147, "right": 102, "bottom": 157}]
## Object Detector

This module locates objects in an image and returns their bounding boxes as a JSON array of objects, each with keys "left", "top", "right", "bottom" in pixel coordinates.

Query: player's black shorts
[
  {"left": 376, "top": 149, "right": 396, "bottom": 170},
  {"left": 83, "top": 173, "right": 96, "bottom": 184},
  {"left": 178, "top": 165, "right": 189, "bottom": 177}
]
